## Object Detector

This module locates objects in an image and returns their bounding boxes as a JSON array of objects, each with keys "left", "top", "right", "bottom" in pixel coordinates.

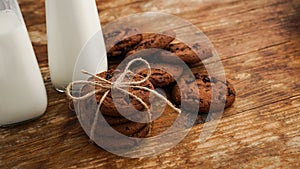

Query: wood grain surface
[{"left": 1, "top": 0, "right": 300, "bottom": 168}]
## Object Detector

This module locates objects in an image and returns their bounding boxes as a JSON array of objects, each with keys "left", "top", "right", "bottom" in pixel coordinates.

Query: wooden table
[{"left": 1, "top": 0, "right": 299, "bottom": 168}]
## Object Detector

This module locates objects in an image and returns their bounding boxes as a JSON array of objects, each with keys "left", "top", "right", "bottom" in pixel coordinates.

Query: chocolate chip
[
  {"left": 202, "top": 76, "right": 211, "bottom": 83},
  {"left": 228, "top": 88, "right": 236, "bottom": 96},
  {"left": 105, "top": 72, "right": 113, "bottom": 80},
  {"left": 146, "top": 84, "right": 152, "bottom": 89},
  {"left": 169, "top": 44, "right": 175, "bottom": 47}
]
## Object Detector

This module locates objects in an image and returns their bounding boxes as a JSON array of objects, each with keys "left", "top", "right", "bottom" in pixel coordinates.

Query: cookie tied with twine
[{"left": 66, "top": 58, "right": 181, "bottom": 145}]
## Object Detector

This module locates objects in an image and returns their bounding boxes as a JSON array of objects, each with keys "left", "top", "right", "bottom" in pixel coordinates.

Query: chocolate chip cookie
[
  {"left": 172, "top": 73, "right": 236, "bottom": 113},
  {"left": 134, "top": 63, "right": 184, "bottom": 87},
  {"left": 81, "top": 69, "right": 154, "bottom": 117},
  {"left": 98, "top": 121, "right": 148, "bottom": 137},
  {"left": 101, "top": 112, "right": 148, "bottom": 126},
  {"left": 161, "top": 42, "right": 213, "bottom": 65},
  {"left": 92, "top": 124, "right": 151, "bottom": 150},
  {"left": 126, "top": 30, "right": 176, "bottom": 57},
  {"left": 104, "top": 28, "right": 143, "bottom": 59}
]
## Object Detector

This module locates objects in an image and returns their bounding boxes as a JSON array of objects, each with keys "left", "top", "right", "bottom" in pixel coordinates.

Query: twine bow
[{"left": 66, "top": 58, "right": 181, "bottom": 141}]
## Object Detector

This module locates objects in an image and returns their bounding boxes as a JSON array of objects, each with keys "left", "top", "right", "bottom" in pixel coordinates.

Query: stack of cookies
[
  {"left": 76, "top": 28, "right": 236, "bottom": 149},
  {"left": 105, "top": 27, "right": 236, "bottom": 114},
  {"left": 78, "top": 70, "right": 154, "bottom": 149}
]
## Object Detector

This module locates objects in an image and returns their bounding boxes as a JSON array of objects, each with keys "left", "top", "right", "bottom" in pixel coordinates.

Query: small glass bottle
[
  {"left": 0, "top": 0, "right": 48, "bottom": 126},
  {"left": 45, "top": 0, "right": 107, "bottom": 92}
]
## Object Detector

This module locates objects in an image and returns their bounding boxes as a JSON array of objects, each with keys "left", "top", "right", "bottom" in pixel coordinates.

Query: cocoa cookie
[
  {"left": 98, "top": 121, "right": 148, "bottom": 137},
  {"left": 172, "top": 73, "right": 236, "bottom": 113},
  {"left": 92, "top": 122, "right": 151, "bottom": 150},
  {"left": 162, "top": 42, "right": 213, "bottom": 65},
  {"left": 131, "top": 124, "right": 151, "bottom": 138},
  {"left": 81, "top": 69, "right": 154, "bottom": 117},
  {"left": 101, "top": 112, "right": 148, "bottom": 126},
  {"left": 126, "top": 30, "right": 176, "bottom": 57},
  {"left": 134, "top": 63, "right": 184, "bottom": 87},
  {"left": 94, "top": 125, "right": 150, "bottom": 150},
  {"left": 104, "top": 28, "right": 142, "bottom": 59},
  {"left": 76, "top": 98, "right": 150, "bottom": 139}
]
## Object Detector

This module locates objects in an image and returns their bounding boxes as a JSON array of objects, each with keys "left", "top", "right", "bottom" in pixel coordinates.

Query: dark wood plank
[{"left": 1, "top": 0, "right": 299, "bottom": 168}]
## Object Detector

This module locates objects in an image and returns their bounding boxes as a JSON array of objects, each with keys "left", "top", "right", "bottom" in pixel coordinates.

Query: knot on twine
[{"left": 66, "top": 58, "right": 181, "bottom": 141}]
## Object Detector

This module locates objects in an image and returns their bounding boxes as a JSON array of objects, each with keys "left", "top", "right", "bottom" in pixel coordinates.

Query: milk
[
  {"left": 0, "top": 10, "right": 47, "bottom": 126},
  {"left": 46, "top": 0, "right": 107, "bottom": 92}
]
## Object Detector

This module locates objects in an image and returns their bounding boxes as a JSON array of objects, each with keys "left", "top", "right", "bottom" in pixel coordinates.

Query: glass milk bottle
[
  {"left": 46, "top": 0, "right": 107, "bottom": 92},
  {"left": 0, "top": 0, "right": 47, "bottom": 126}
]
